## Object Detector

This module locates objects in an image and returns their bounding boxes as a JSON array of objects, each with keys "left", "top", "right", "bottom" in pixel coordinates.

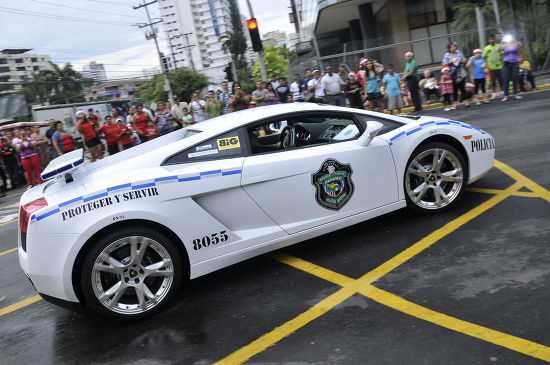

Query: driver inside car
[{"left": 248, "top": 127, "right": 282, "bottom": 153}]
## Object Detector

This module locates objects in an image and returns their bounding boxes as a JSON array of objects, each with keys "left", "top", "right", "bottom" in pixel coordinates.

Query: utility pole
[
  {"left": 245, "top": 0, "right": 267, "bottom": 81},
  {"left": 133, "top": 0, "right": 174, "bottom": 101},
  {"left": 474, "top": 3, "right": 486, "bottom": 48},
  {"left": 165, "top": 31, "right": 178, "bottom": 69},
  {"left": 180, "top": 32, "right": 196, "bottom": 70},
  {"left": 491, "top": 0, "right": 502, "bottom": 33}
]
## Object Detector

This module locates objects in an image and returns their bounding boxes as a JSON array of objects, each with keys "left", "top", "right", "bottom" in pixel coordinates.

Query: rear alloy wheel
[
  {"left": 404, "top": 142, "right": 466, "bottom": 213},
  {"left": 81, "top": 227, "right": 183, "bottom": 320}
]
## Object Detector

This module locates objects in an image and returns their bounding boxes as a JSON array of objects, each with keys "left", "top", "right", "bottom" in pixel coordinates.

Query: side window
[
  {"left": 247, "top": 113, "right": 362, "bottom": 155},
  {"left": 355, "top": 114, "right": 404, "bottom": 135},
  {"left": 163, "top": 130, "right": 245, "bottom": 165}
]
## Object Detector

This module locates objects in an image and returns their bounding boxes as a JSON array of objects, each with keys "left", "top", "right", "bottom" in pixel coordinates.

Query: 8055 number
[{"left": 192, "top": 230, "right": 228, "bottom": 250}]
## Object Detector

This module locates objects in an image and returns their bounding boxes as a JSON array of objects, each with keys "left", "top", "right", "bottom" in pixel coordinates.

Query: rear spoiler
[{"left": 40, "top": 149, "right": 85, "bottom": 181}]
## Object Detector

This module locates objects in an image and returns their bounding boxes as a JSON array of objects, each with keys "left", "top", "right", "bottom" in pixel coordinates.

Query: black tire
[
  {"left": 80, "top": 226, "right": 183, "bottom": 321},
  {"left": 404, "top": 141, "right": 467, "bottom": 214}
]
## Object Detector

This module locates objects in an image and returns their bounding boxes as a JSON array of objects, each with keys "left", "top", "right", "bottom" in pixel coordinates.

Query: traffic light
[
  {"left": 247, "top": 18, "right": 263, "bottom": 52},
  {"left": 224, "top": 63, "right": 234, "bottom": 82}
]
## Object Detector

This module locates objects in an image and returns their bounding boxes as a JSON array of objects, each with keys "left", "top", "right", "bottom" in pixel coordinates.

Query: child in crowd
[
  {"left": 145, "top": 121, "right": 159, "bottom": 141},
  {"left": 467, "top": 48, "right": 490, "bottom": 105},
  {"left": 382, "top": 64, "right": 403, "bottom": 114},
  {"left": 441, "top": 67, "right": 454, "bottom": 111},
  {"left": 181, "top": 108, "right": 194, "bottom": 126},
  {"left": 400, "top": 81, "right": 412, "bottom": 107},
  {"left": 518, "top": 54, "right": 536, "bottom": 92}
]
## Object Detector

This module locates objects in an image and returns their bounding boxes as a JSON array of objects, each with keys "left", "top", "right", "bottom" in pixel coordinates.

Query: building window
[
  {"left": 33, "top": 66, "right": 39, "bottom": 71},
  {"left": 31, "top": 57, "right": 38, "bottom": 62},
  {"left": 16, "top": 66, "right": 25, "bottom": 71},
  {"left": 0, "top": 58, "right": 6, "bottom": 64},
  {"left": 15, "top": 59, "right": 23, "bottom": 63},
  {"left": 0, "top": 67, "right": 9, "bottom": 73}
]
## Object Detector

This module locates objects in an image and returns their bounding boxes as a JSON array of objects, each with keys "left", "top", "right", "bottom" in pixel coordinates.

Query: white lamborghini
[{"left": 18, "top": 103, "right": 494, "bottom": 320}]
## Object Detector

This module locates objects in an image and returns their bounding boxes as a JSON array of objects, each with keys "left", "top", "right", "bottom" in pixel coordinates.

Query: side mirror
[{"left": 357, "top": 121, "right": 384, "bottom": 147}]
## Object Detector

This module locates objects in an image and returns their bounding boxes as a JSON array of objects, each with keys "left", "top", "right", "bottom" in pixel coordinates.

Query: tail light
[{"left": 19, "top": 197, "right": 48, "bottom": 233}]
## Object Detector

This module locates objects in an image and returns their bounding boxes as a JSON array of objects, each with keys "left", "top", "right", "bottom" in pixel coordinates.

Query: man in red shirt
[
  {"left": 117, "top": 119, "right": 134, "bottom": 150},
  {"left": 100, "top": 116, "right": 121, "bottom": 155}
]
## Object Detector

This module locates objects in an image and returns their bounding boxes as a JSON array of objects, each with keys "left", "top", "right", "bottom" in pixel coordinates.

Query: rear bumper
[{"left": 19, "top": 232, "right": 88, "bottom": 303}]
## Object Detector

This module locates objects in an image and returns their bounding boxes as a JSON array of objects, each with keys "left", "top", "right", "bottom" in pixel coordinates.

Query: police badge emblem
[{"left": 312, "top": 159, "right": 354, "bottom": 210}]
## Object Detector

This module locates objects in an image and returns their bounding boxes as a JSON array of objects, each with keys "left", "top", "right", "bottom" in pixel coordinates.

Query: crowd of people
[{"left": 0, "top": 33, "right": 538, "bottom": 192}]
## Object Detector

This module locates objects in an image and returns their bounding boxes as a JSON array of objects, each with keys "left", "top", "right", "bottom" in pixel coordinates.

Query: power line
[
  {"left": 79, "top": 0, "right": 138, "bottom": 6},
  {"left": 27, "top": 0, "right": 147, "bottom": 19},
  {"left": 0, "top": 6, "right": 135, "bottom": 25}
]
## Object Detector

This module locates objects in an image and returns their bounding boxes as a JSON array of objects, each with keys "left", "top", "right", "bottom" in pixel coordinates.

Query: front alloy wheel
[
  {"left": 81, "top": 227, "right": 183, "bottom": 320},
  {"left": 405, "top": 142, "right": 466, "bottom": 213}
]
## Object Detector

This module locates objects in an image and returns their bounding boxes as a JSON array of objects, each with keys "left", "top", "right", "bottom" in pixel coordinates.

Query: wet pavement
[{"left": 1, "top": 90, "right": 550, "bottom": 364}]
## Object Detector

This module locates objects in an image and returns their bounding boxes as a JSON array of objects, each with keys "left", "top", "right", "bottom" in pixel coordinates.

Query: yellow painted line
[
  {"left": 272, "top": 254, "right": 550, "bottom": 362},
  {"left": 0, "top": 218, "right": 18, "bottom": 227},
  {"left": 270, "top": 252, "right": 354, "bottom": 287},
  {"left": 0, "top": 202, "right": 20, "bottom": 210},
  {"left": 0, "top": 247, "right": 17, "bottom": 256},
  {"left": 217, "top": 182, "right": 522, "bottom": 364},
  {"left": 466, "top": 187, "right": 540, "bottom": 198},
  {"left": 354, "top": 181, "right": 522, "bottom": 286},
  {"left": 362, "top": 286, "right": 550, "bottom": 362},
  {"left": 494, "top": 160, "right": 550, "bottom": 203},
  {"left": 212, "top": 286, "right": 357, "bottom": 365},
  {"left": 3, "top": 191, "right": 23, "bottom": 199},
  {"left": 0, "top": 295, "right": 42, "bottom": 316}
]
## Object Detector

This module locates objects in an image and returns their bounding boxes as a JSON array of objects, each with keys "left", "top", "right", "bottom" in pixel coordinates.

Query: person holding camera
[
  {"left": 499, "top": 35, "right": 523, "bottom": 101},
  {"left": 230, "top": 82, "right": 250, "bottom": 111}
]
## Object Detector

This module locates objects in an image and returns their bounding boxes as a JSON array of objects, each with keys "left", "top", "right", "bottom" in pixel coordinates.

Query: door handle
[{"left": 241, "top": 174, "right": 271, "bottom": 185}]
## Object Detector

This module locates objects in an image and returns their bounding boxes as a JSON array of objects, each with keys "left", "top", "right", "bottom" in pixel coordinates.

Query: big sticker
[{"left": 217, "top": 136, "right": 240, "bottom": 150}]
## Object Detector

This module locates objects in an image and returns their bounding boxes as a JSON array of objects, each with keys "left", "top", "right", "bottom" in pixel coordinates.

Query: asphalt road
[{"left": 1, "top": 90, "right": 549, "bottom": 365}]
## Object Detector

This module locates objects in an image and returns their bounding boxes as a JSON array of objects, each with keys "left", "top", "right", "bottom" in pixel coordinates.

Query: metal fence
[{"left": 289, "top": 15, "right": 550, "bottom": 77}]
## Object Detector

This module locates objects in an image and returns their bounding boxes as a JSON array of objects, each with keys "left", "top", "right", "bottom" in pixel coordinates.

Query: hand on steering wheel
[{"left": 278, "top": 126, "right": 296, "bottom": 149}]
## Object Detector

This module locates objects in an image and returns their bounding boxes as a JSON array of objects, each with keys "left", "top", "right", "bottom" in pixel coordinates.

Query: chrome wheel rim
[
  {"left": 92, "top": 236, "right": 174, "bottom": 315},
  {"left": 405, "top": 148, "right": 464, "bottom": 210}
]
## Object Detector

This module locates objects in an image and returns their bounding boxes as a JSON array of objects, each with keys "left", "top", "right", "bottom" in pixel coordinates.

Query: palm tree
[
  {"left": 219, "top": 0, "right": 248, "bottom": 81},
  {"left": 26, "top": 70, "right": 53, "bottom": 105},
  {"left": 43, "top": 63, "right": 88, "bottom": 104}
]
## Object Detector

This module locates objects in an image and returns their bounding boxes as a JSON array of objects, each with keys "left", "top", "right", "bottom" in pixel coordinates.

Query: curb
[{"left": 394, "top": 83, "right": 550, "bottom": 114}]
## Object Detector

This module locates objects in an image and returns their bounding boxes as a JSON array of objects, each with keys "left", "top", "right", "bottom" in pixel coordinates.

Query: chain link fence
[{"left": 290, "top": 15, "right": 550, "bottom": 78}]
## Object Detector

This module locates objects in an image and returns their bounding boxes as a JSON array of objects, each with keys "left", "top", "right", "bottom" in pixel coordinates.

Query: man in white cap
[{"left": 467, "top": 48, "right": 490, "bottom": 105}]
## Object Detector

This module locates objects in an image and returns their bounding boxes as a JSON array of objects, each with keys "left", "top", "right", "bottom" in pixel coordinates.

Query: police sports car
[{"left": 19, "top": 103, "right": 494, "bottom": 320}]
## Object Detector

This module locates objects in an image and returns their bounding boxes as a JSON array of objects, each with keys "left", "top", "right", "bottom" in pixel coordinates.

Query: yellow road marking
[
  {"left": 0, "top": 295, "right": 42, "bottom": 316},
  {"left": 216, "top": 182, "right": 523, "bottom": 364},
  {"left": 3, "top": 191, "right": 24, "bottom": 199},
  {"left": 0, "top": 247, "right": 17, "bottom": 256},
  {"left": 362, "top": 286, "right": 550, "bottom": 362},
  {"left": 466, "top": 187, "right": 540, "bottom": 198},
  {"left": 0, "top": 218, "right": 17, "bottom": 227},
  {"left": 0, "top": 202, "right": 20, "bottom": 210},
  {"left": 494, "top": 160, "right": 550, "bottom": 203}
]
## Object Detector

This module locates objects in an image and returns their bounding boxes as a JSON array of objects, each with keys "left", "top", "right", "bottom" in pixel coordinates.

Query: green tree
[
  {"left": 450, "top": 0, "right": 550, "bottom": 68},
  {"left": 219, "top": 0, "right": 248, "bottom": 81},
  {"left": 137, "top": 67, "right": 209, "bottom": 103},
  {"left": 43, "top": 63, "right": 90, "bottom": 104},
  {"left": 251, "top": 44, "right": 294, "bottom": 81}
]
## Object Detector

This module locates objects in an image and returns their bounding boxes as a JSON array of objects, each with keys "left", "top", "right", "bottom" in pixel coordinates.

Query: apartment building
[
  {"left": 82, "top": 61, "right": 108, "bottom": 83},
  {"left": 158, "top": 0, "right": 233, "bottom": 85},
  {"left": 0, "top": 49, "right": 53, "bottom": 95}
]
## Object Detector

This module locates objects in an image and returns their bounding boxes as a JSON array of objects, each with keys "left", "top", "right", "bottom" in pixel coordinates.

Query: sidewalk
[{"left": 400, "top": 75, "right": 550, "bottom": 114}]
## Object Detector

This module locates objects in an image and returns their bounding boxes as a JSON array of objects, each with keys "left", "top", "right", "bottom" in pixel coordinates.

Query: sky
[{"left": 0, "top": 0, "right": 295, "bottom": 80}]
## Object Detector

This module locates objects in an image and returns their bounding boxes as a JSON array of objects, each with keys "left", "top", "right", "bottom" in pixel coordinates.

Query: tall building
[
  {"left": 0, "top": 49, "right": 53, "bottom": 95},
  {"left": 82, "top": 61, "right": 107, "bottom": 83},
  {"left": 292, "top": 0, "right": 455, "bottom": 68},
  {"left": 263, "top": 30, "right": 287, "bottom": 48},
  {"left": 158, "top": 0, "right": 233, "bottom": 85}
]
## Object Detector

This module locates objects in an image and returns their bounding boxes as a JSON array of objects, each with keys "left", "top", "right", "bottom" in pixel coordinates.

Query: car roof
[{"left": 193, "top": 103, "right": 370, "bottom": 134}]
